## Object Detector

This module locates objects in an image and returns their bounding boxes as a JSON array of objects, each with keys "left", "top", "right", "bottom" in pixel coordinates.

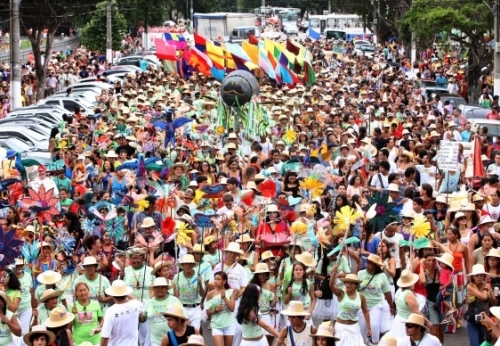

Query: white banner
[{"left": 437, "top": 141, "right": 460, "bottom": 171}]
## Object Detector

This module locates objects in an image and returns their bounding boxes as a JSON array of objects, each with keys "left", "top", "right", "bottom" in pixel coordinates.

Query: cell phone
[{"left": 475, "top": 314, "right": 483, "bottom": 322}]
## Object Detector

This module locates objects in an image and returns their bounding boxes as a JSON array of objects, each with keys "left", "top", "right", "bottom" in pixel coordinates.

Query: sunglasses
[{"left": 405, "top": 323, "right": 417, "bottom": 329}]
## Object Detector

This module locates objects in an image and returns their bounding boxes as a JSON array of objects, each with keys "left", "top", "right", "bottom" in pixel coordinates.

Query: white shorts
[
  {"left": 184, "top": 305, "right": 202, "bottom": 329},
  {"left": 212, "top": 324, "right": 236, "bottom": 336}
]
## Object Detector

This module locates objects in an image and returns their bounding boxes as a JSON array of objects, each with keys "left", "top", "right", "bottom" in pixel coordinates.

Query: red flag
[
  {"left": 472, "top": 136, "right": 485, "bottom": 188},
  {"left": 189, "top": 47, "right": 212, "bottom": 76},
  {"left": 193, "top": 33, "right": 207, "bottom": 53},
  {"left": 286, "top": 39, "right": 300, "bottom": 56},
  {"left": 155, "top": 38, "right": 176, "bottom": 61},
  {"left": 248, "top": 34, "right": 259, "bottom": 45}
]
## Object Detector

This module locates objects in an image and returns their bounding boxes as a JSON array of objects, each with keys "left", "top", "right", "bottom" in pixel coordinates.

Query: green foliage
[
  {"left": 81, "top": 1, "right": 127, "bottom": 52},
  {"left": 118, "top": 0, "right": 172, "bottom": 27}
]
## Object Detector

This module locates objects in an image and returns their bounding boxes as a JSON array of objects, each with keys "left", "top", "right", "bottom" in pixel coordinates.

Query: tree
[
  {"left": 17, "top": 0, "right": 100, "bottom": 100},
  {"left": 81, "top": 1, "right": 127, "bottom": 52},
  {"left": 399, "top": 0, "right": 493, "bottom": 102}
]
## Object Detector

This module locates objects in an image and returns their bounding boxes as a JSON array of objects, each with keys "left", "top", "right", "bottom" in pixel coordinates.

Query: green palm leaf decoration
[{"left": 363, "top": 192, "right": 401, "bottom": 232}]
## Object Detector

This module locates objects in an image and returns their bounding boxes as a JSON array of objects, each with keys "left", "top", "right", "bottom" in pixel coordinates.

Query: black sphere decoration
[{"left": 220, "top": 70, "right": 260, "bottom": 107}]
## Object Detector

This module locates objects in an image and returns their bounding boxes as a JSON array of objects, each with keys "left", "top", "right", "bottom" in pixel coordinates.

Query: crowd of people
[{"left": 1, "top": 31, "right": 500, "bottom": 346}]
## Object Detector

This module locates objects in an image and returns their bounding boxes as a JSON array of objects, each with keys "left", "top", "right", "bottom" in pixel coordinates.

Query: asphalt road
[{"left": 198, "top": 319, "right": 469, "bottom": 345}]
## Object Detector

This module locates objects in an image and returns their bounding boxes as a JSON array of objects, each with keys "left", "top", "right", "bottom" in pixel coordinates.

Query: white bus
[
  {"left": 309, "top": 13, "right": 363, "bottom": 34},
  {"left": 254, "top": 7, "right": 300, "bottom": 18},
  {"left": 324, "top": 28, "right": 372, "bottom": 41}
]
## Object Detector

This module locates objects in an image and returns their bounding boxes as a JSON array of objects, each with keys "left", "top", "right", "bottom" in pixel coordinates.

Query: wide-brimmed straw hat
[
  {"left": 161, "top": 304, "right": 188, "bottom": 320},
  {"left": 44, "top": 306, "right": 74, "bottom": 328},
  {"left": 486, "top": 248, "right": 500, "bottom": 259},
  {"left": 378, "top": 335, "right": 397, "bottom": 346},
  {"left": 266, "top": 204, "right": 279, "bottom": 213},
  {"left": 479, "top": 215, "right": 495, "bottom": 226},
  {"left": 24, "top": 325, "right": 56, "bottom": 346},
  {"left": 223, "top": 242, "right": 243, "bottom": 254},
  {"left": 261, "top": 251, "right": 276, "bottom": 261},
  {"left": 280, "top": 301, "right": 310, "bottom": 316},
  {"left": 435, "top": 253, "right": 454, "bottom": 268},
  {"left": 39, "top": 289, "right": 64, "bottom": 303},
  {"left": 236, "top": 234, "right": 254, "bottom": 243},
  {"left": 190, "top": 244, "right": 207, "bottom": 254},
  {"left": 141, "top": 217, "right": 156, "bottom": 228},
  {"left": 105, "top": 280, "right": 133, "bottom": 297},
  {"left": 37, "top": 270, "right": 62, "bottom": 285},
  {"left": 366, "top": 254, "right": 384, "bottom": 267},
  {"left": 179, "top": 254, "right": 197, "bottom": 264},
  {"left": 253, "top": 263, "right": 271, "bottom": 274},
  {"left": 151, "top": 260, "right": 173, "bottom": 276},
  {"left": 340, "top": 274, "right": 361, "bottom": 284},
  {"left": 309, "top": 321, "right": 340, "bottom": 340},
  {"left": 467, "top": 264, "right": 490, "bottom": 277},
  {"left": 171, "top": 163, "right": 188, "bottom": 173},
  {"left": 82, "top": 256, "right": 98, "bottom": 266},
  {"left": 397, "top": 269, "right": 419, "bottom": 288},
  {"left": 180, "top": 335, "right": 207, "bottom": 346},
  {"left": 151, "top": 277, "right": 173, "bottom": 288},
  {"left": 401, "top": 313, "right": 426, "bottom": 328},
  {"left": 295, "top": 252, "right": 317, "bottom": 268},
  {"left": 453, "top": 212, "right": 466, "bottom": 222}
]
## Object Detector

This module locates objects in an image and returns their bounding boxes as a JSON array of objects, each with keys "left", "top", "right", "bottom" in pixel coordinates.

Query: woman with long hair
[
  {"left": 0, "top": 269, "right": 21, "bottom": 314},
  {"left": 0, "top": 291, "right": 21, "bottom": 344},
  {"left": 314, "top": 248, "right": 344, "bottom": 322},
  {"left": 282, "top": 172, "right": 300, "bottom": 198},
  {"left": 485, "top": 249, "right": 500, "bottom": 292},
  {"left": 64, "top": 211, "right": 83, "bottom": 242},
  {"left": 422, "top": 252, "right": 446, "bottom": 343},
  {"left": 70, "top": 282, "right": 103, "bottom": 345},
  {"left": 100, "top": 231, "right": 115, "bottom": 280},
  {"left": 236, "top": 284, "right": 280, "bottom": 346},
  {"left": 471, "top": 233, "right": 495, "bottom": 266},
  {"left": 44, "top": 306, "right": 74, "bottom": 346},
  {"left": 283, "top": 262, "right": 316, "bottom": 325},
  {"left": 377, "top": 239, "right": 396, "bottom": 298},
  {"left": 206, "top": 271, "right": 236, "bottom": 346},
  {"left": 225, "top": 159, "right": 242, "bottom": 188},
  {"left": 249, "top": 264, "right": 276, "bottom": 346},
  {"left": 200, "top": 160, "right": 216, "bottom": 184}
]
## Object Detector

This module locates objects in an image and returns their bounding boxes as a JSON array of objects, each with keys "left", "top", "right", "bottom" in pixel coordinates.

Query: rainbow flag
[{"left": 164, "top": 33, "right": 187, "bottom": 50}]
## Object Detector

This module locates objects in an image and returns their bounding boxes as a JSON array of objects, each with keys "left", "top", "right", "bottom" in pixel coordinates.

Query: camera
[{"left": 475, "top": 314, "right": 483, "bottom": 322}]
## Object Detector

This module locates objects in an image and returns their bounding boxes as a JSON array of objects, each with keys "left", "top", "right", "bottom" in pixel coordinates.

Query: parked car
[
  {"left": 71, "top": 82, "right": 112, "bottom": 91},
  {"left": 116, "top": 56, "right": 159, "bottom": 69},
  {"left": 470, "top": 119, "right": 500, "bottom": 140},
  {"left": 37, "top": 96, "right": 96, "bottom": 114},
  {"left": 0, "top": 118, "right": 56, "bottom": 132},
  {"left": 439, "top": 93, "right": 467, "bottom": 108},
  {"left": 6, "top": 105, "right": 66, "bottom": 124},
  {"left": 0, "top": 138, "right": 51, "bottom": 164},
  {"left": 458, "top": 104, "right": 490, "bottom": 119},
  {"left": 424, "top": 87, "right": 450, "bottom": 101},
  {"left": 0, "top": 126, "right": 49, "bottom": 149}
]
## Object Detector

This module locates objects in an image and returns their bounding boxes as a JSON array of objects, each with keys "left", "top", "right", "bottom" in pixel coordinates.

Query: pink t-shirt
[{"left": 439, "top": 266, "right": 453, "bottom": 287}]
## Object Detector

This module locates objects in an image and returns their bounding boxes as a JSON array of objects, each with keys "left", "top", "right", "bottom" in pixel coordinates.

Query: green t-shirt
[
  {"left": 194, "top": 261, "right": 213, "bottom": 284},
  {"left": 290, "top": 280, "right": 312, "bottom": 309},
  {"left": 52, "top": 177, "right": 71, "bottom": 191},
  {"left": 35, "top": 284, "right": 64, "bottom": 304},
  {"left": 17, "top": 273, "right": 33, "bottom": 313},
  {"left": 173, "top": 272, "right": 204, "bottom": 304},
  {"left": 207, "top": 289, "right": 234, "bottom": 329},
  {"left": 70, "top": 300, "right": 103, "bottom": 345},
  {"left": 124, "top": 265, "right": 155, "bottom": 301},
  {"left": 6, "top": 289, "right": 21, "bottom": 312},
  {"left": 203, "top": 251, "right": 221, "bottom": 268},
  {"left": 60, "top": 198, "right": 73, "bottom": 208},
  {"left": 0, "top": 310, "right": 13, "bottom": 346},
  {"left": 258, "top": 287, "right": 274, "bottom": 314},
  {"left": 37, "top": 304, "right": 65, "bottom": 326},
  {"left": 357, "top": 270, "right": 390, "bottom": 309},
  {"left": 143, "top": 295, "right": 182, "bottom": 344},
  {"left": 74, "top": 274, "right": 111, "bottom": 312}
]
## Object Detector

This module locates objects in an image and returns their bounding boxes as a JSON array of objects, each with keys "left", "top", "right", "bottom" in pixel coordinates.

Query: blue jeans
[{"left": 467, "top": 321, "right": 484, "bottom": 346}]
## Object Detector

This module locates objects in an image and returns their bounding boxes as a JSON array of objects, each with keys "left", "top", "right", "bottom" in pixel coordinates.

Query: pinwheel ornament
[
  {"left": 364, "top": 192, "right": 401, "bottom": 232},
  {"left": 176, "top": 221, "right": 194, "bottom": 248},
  {"left": 92, "top": 207, "right": 126, "bottom": 242},
  {"left": 334, "top": 206, "right": 361, "bottom": 232},
  {"left": 21, "top": 240, "right": 40, "bottom": 264},
  {"left": 19, "top": 186, "right": 60, "bottom": 224},
  {"left": 0, "top": 228, "right": 23, "bottom": 266},
  {"left": 299, "top": 174, "right": 325, "bottom": 200}
]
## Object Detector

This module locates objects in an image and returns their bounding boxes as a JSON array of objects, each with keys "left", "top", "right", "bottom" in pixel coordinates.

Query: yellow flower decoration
[
  {"left": 306, "top": 204, "right": 317, "bottom": 216},
  {"left": 217, "top": 126, "right": 225, "bottom": 134},
  {"left": 299, "top": 176, "right": 325, "bottom": 199},
  {"left": 334, "top": 206, "right": 361, "bottom": 231},
  {"left": 176, "top": 221, "right": 194, "bottom": 247},
  {"left": 411, "top": 215, "right": 431, "bottom": 239},
  {"left": 290, "top": 220, "right": 308, "bottom": 236},
  {"left": 135, "top": 199, "right": 150, "bottom": 212},
  {"left": 282, "top": 128, "right": 297, "bottom": 145}
]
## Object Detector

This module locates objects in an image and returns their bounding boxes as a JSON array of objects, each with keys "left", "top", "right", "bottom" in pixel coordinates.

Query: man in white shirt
[
  {"left": 484, "top": 190, "right": 500, "bottom": 221},
  {"left": 370, "top": 161, "right": 391, "bottom": 192},
  {"left": 29, "top": 165, "right": 59, "bottom": 198},
  {"left": 488, "top": 153, "right": 500, "bottom": 177},
  {"left": 100, "top": 280, "right": 143, "bottom": 346},
  {"left": 46, "top": 73, "right": 58, "bottom": 95},
  {"left": 378, "top": 148, "right": 398, "bottom": 174},
  {"left": 216, "top": 193, "right": 235, "bottom": 220},
  {"left": 443, "top": 122, "right": 462, "bottom": 142},
  {"left": 415, "top": 154, "right": 439, "bottom": 187},
  {"left": 395, "top": 313, "right": 441, "bottom": 345}
]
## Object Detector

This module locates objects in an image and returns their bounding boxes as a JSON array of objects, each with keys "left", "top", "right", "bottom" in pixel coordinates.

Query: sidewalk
[{"left": 0, "top": 37, "right": 81, "bottom": 64}]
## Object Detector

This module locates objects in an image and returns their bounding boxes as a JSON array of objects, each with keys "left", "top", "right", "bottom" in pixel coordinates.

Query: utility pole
[
  {"left": 494, "top": 0, "right": 500, "bottom": 96},
  {"left": 106, "top": 0, "right": 112, "bottom": 63},
  {"left": 9, "top": 0, "right": 21, "bottom": 111},
  {"left": 372, "top": 0, "right": 378, "bottom": 44},
  {"left": 261, "top": 0, "right": 265, "bottom": 31}
]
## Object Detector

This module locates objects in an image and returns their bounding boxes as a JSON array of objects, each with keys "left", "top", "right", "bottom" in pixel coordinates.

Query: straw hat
[
  {"left": 280, "top": 301, "right": 311, "bottom": 316},
  {"left": 38, "top": 289, "right": 64, "bottom": 303},
  {"left": 180, "top": 335, "right": 207, "bottom": 346},
  {"left": 402, "top": 313, "right": 426, "bottom": 328},
  {"left": 460, "top": 203, "right": 476, "bottom": 212},
  {"left": 266, "top": 204, "right": 279, "bottom": 213},
  {"left": 105, "top": 279, "right": 133, "bottom": 297},
  {"left": 105, "top": 150, "right": 118, "bottom": 158},
  {"left": 23, "top": 325, "right": 56, "bottom": 346},
  {"left": 0, "top": 291, "right": 11, "bottom": 306},
  {"left": 171, "top": 163, "right": 188, "bottom": 173},
  {"left": 40, "top": 241, "right": 55, "bottom": 249},
  {"left": 190, "top": 244, "right": 207, "bottom": 254},
  {"left": 473, "top": 194, "right": 485, "bottom": 202},
  {"left": 161, "top": 304, "right": 188, "bottom": 320},
  {"left": 467, "top": 264, "right": 489, "bottom": 277},
  {"left": 309, "top": 321, "right": 340, "bottom": 340},
  {"left": 236, "top": 234, "right": 254, "bottom": 243},
  {"left": 435, "top": 253, "right": 454, "bottom": 268},
  {"left": 203, "top": 235, "right": 219, "bottom": 245},
  {"left": 366, "top": 254, "right": 384, "bottom": 267},
  {"left": 486, "top": 248, "right": 500, "bottom": 259},
  {"left": 253, "top": 263, "right": 271, "bottom": 274},
  {"left": 386, "top": 183, "right": 400, "bottom": 193},
  {"left": 223, "top": 242, "right": 243, "bottom": 254},
  {"left": 435, "top": 195, "right": 448, "bottom": 205},
  {"left": 37, "top": 270, "right": 62, "bottom": 285},
  {"left": 151, "top": 277, "right": 173, "bottom": 288},
  {"left": 453, "top": 211, "right": 466, "bottom": 222},
  {"left": 261, "top": 251, "right": 276, "bottom": 261},
  {"left": 402, "top": 210, "right": 414, "bottom": 219},
  {"left": 340, "top": 273, "right": 361, "bottom": 284},
  {"left": 82, "top": 256, "right": 98, "bottom": 266},
  {"left": 378, "top": 335, "right": 397, "bottom": 346},
  {"left": 15, "top": 258, "right": 26, "bottom": 266},
  {"left": 151, "top": 260, "right": 173, "bottom": 276},
  {"left": 179, "top": 254, "right": 197, "bottom": 264},
  {"left": 479, "top": 215, "right": 495, "bottom": 226},
  {"left": 295, "top": 252, "right": 317, "bottom": 268},
  {"left": 141, "top": 217, "right": 156, "bottom": 228},
  {"left": 44, "top": 306, "right": 74, "bottom": 328},
  {"left": 397, "top": 269, "right": 419, "bottom": 288}
]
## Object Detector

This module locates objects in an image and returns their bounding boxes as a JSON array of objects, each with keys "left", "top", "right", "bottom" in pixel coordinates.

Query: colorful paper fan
[
  {"left": 316, "top": 228, "right": 331, "bottom": 248},
  {"left": 299, "top": 174, "right": 325, "bottom": 199},
  {"left": 176, "top": 221, "right": 194, "bottom": 248},
  {"left": 19, "top": 185, "right": 60, "bottom": 223},
  {"left": 162, "top": 216, "right": 176, "bottom": 237},
  {"left": 334, "top": 206, "right": 361, "bottom": 231},
  {"left": 0, "top": 228, "right": 23, "bottom": 265},
  {"left": 290, "top": 220, "right": 308, "bottom": 236},
  {"left": 363, "top": 192, "right": 401, "bottom": 232},
  {"left": 260, "top": 179, "right": 277, "bottom": 198},
  {"left": 21, "top": 240, "right": 40, "bottom": 264},
  {"left": 282, "top": 128, "right": 297, "bottom": 146},
  {"left": 411, "top": 215, "right": 431, "bottom": 239}
]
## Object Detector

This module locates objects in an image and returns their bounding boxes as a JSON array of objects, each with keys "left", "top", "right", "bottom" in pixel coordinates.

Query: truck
[{"left": 193, "top": 13, "right": 259, "bottom": 42}]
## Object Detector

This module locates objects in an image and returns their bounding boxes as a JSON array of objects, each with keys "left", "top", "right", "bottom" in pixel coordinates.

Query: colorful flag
[
  {"left": 188, "top": 47, "right": 212, "bottom": 76},
  {"left": 242, "top": 41, "right": 259, "bottom": 65},
  {"left": 155, "top": 39, "right": 176, "bottom": 61},
  {"left": 307, "top": 27, "right": 321, "bottom": 40},
  {"left": 258, "top": 48, "right": 276, "bottom": 81},
  {"left": 248, "top": 34, "right": 259, "bottom": 45},
  {"left": 165, "top": 33, "right": 187, "bottom": 50},
  {"left": 303, "top": 49, "right": 316, "bottom": 86},
  {"left": 286, "top": 38, "right": 300, "bottom": 56},
  {"left": 194, "top": 33, "right": 207, "bottom": 53}
]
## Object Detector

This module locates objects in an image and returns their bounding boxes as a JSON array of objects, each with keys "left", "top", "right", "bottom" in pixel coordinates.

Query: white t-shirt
[
  {"left": 415, "top": 165, "right": 438, "bottom": 187},
  {"left": 101, "top": 299, "right": 143, "bottom": 346},
  {"left": 376, "top": 231, "right": 404, "bottom": 268},
  {"left": 484, "top": 203, "right": 500, "bottom": 221},
  {"left": 371, "top": 173, "right": 389, "bottom": 190},
  {"left": 487, "top": 164, "right": 500, "bottom": 177},
  {"left": 397, "top": 334, "right": 441, "bottom": 346}
]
